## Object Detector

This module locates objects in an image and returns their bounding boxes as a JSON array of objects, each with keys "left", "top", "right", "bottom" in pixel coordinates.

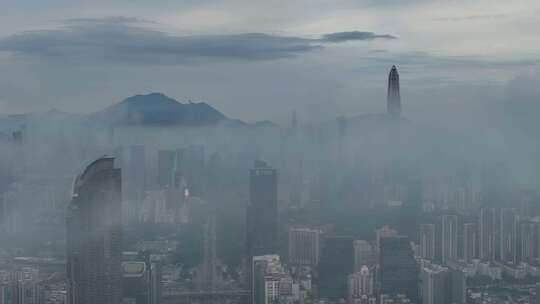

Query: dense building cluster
[{"left": 0, "top": 65, "right": 539, "bottom": 304}]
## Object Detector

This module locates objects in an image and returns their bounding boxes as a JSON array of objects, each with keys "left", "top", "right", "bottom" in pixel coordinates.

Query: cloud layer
[{"left": 0, "top": 18, "right": 395, "bottom": 65}]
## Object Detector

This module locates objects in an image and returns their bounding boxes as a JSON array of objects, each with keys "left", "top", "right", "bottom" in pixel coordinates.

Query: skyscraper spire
[{"left": 387, "top": 65, "right": 401, "bottom": 118}]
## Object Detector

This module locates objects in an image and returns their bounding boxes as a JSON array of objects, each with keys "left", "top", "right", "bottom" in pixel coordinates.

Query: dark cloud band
[{"left": 0, "top": 17, "right": 395, "bottom": 65}]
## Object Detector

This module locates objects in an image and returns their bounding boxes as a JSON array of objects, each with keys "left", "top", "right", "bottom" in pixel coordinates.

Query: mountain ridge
[{"left": 92, "top": 92, "right": 237, "bottom": 126}]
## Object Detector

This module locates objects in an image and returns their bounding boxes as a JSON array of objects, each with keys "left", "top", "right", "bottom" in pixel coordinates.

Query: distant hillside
[{"left": 92, "top": 92, "right": 242, "bottom": 126}]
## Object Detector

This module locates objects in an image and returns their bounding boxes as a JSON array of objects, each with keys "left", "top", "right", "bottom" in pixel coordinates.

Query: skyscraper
[
  {"left": 379, "top": 236, "right": 418, "bottom": 303},
  {"left": 499, "top": 208, "right": 518, "bottom": 262},
  {"left": 66, "top": 157, "right": 122, "bottom": 304},
  {"left": 421, "top": 264, "right": 451, "bottom": 304},
  {"left": 480, "top": 208, "right": 496, "bottom": 261},
  {"left": 252, "top": 255, "right": 286, "bottom": 304},
  {"left": 441, "top": 215, "right": 458, "bottom": 264},
  {"left": 354, "top": 240, "right": 376, "bottom": 271},
  {"left": 463, "top": 223, "right": 478, "bottom": 262},
  {"left": 348, "top": 266, "right": 374, "bottom": 302},
  {"left": 420, "top": 263, "right": 465, "bottom": 304},
  {"left": 375, "top": 225, "right": 398, "bottom": 250},
  {"left": 288, "top": 226, "right": 322, "bottom": 266},
  {"left": 419, "top": 224, "right": 436, "bottom": 260},
  {"left": 387, "top": 65, "right": 401, "bottom": 118},
  {"left": 318, "top": 235, "right": 354, "bottom": 300},
  {"left": 199, "top": 215, "right": 218, "bottom": 290},
  {"left": 247, "top": 161, "right": 278, "bottom": 260},
  {"left": 518, "top": 220, "right": 537, "bottom": 262}
]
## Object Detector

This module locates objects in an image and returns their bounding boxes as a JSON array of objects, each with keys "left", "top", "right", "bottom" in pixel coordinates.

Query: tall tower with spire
[{"left": 387, "top": 65, "right": 401, "bottom": 118}]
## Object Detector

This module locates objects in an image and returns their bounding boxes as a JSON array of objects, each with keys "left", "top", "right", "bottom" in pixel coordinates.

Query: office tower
[
  {"left": 157, "top": 150, "right": 176, "bottom": 188},
  {"left": 318, "top": 235, "right": 354, "bottom": 300},
  {"left": 499, "top": 208, "right": 518, "bottom": 262},
  {"left": 442, "top": 215, "right": 458, "bottom": 264},
  {"left": 348, "top": 266, "right": 374, "bottom": 302},
  {"left": 122, "top": 261, "right": 150, "bottom": 304},
  {"left": 479, "top": 208, "right": 496, "bottom": 261},
  {"left": 66, "top": 157, "right": 122, "bottom": 304},
  {"left": 199, "top": 215, "right": 218, "bottom": 290},
  {"left": 387, "top": 65, "right": 401, "bottom": 118},
  {"left": 247, "top": 161, "right": 278, "bottom": 260},
  {"left": 421, "top": 264, "right": 451, "bottom": 304},
  {"left": 379, "top": 236, "right": 419, "bottom": 303},
  {"left": 128, "top": 145, "right": 146, "bottom": 191},
  {"left": 375, "top": 225, "right": 398, "bottom": 250},
  {"left": 419, "top": 224, "right": 436, "bottom": 260},
  {"left": 252, "top": 255, "right": 287, "bottom": 304},
  {"left": 354, "top": 240, "right": 376, "bottom": 271},
  {"left": 518, "top": 220, "right": 537, "bottom": 262},
  {"left": 463, "top": 223, "right": 478, "bottom": 262},
  {"left": 288, "top": 226, "right": 322, "bottom": 266}
]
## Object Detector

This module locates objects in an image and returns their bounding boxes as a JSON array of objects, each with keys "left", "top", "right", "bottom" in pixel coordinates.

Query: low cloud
[
  {"left": 431, "top": 14, "right": 507, "bottom": 22},
  {"left": 0, "top": 17, "right": 395, "bottom": 65},
  {"left": 320, "top": 31, "right": 396, "bottom": 42}
]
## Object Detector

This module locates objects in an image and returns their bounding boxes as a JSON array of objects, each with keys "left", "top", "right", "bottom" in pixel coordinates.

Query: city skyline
[
  {"left": 0, "top": 1, "right": 538, "bottom": 125},
  {"left": 0, "top": 2, "right": 539, "bottom": 304}
]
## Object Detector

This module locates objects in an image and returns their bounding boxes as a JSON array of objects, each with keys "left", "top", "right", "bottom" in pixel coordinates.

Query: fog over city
[{"left": 0, "top": 1, "right": 539, "bottom": 304}]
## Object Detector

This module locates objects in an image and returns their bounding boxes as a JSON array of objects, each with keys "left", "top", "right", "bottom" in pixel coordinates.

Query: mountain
[{"left": 92, "top": 93, "right": 240, "bottom": 126}]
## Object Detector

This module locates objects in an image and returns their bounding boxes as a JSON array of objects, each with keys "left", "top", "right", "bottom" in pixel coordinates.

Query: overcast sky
[{"left": 0, "top": 0, "right": 538, "bottom": 123}]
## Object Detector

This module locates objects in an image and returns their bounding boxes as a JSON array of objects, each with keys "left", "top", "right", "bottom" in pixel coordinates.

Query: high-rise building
[
  {"left": 353, "top": 240, "right": 376, "bottom": 271},
  {"left": 376, "top": 225, "right": 398, "bottom": 250},
  {"left": 379, "top": 236, "right": 418, "bottom": 303},
  {"left": 441, "top": 215, "right": 458, "bottom": 264},
  {"left": 463, "top": 223, "right": 478, "bottom": 262},
  {"left": 421, "top": 264, "right": 451, "bottom": 304},
  {"left": 518, "top": 220, "right": 537, "bottom": 262},
  {"left": 247, "top": 161, "right": 278, "bottom": 260},
  {"left": 252, "top": 255, "right": 288, "bottom": 304},
  {"left": 387, "top": 65, "right": 401, "bottom": 118},
  {"left": 318, "top": 235, "right": 354, "bottom": 300},
  {"left": 66, "top": 157, "right": 123, "bottom": 304},
  {"left": 149, "top": 255, "right": 163, "bottom": 304},
  {"left": 288, "top": 226, "right": 322, "bottom": 266},
  {"left": 199, "top": 215, "right": 218, "bottom": 290},
  {"left": 479, "top": 208, "right": 497, "bottom": 261},
  {"left": 420, "top": 262, "right": 466, "bottom": 304},
  {"left": 419, "top": 224, "right": 436, "bottom": 260},
  {"left": 348, "top": 266, "right": 374, "bottom": 302},
  {"left": 157, "top": 150, "right": 176, "bottom": 188},
  {"left": 499, "top": 208, "right": 518, "bottom": 262}
]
